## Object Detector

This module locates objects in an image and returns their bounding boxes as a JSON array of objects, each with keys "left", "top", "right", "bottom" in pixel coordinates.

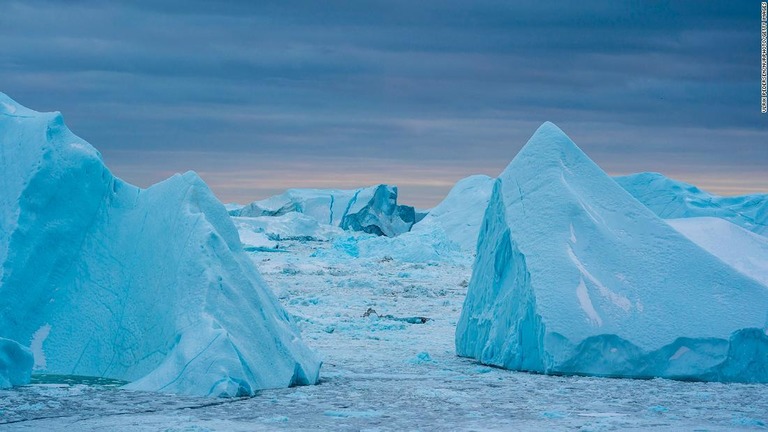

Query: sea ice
[
  {"left": 456, "top": 122, "right": 768, "bottom": 383},
  {"left": 0, "top": 92, "right": 321, "bottom": 397}
]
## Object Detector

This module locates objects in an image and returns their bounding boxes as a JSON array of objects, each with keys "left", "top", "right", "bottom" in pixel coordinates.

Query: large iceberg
[
  {"left": 0, "top": 93, "right": 321, "bottom": 396},
  {"left": 0, "top": 338, "right": 33, "bottom": 389},
  {"left": 233, "top": 184, "right": 416, "bottom": 237},
  {"left": 616, "top": 172, "right": 768, "bottom": 236},
  {"left": 456, "top": 122, "right": 768, "bottom": 383}
]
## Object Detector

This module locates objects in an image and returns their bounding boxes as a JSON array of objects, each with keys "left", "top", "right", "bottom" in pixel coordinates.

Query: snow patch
[{"left": 30, "top": 324, "right": 51, "bottom": 370}]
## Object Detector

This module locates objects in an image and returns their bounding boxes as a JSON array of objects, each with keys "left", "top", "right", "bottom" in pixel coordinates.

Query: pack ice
[
  {"left": 233, "top": 184, "right": 417, "bottom": 237},
  {"left": 456, "top": 122, "right": 768, "bottom": 383},
  {"left": 616, "top": 172, "right": 768, "bottom": 236},
  {"left": 0, "top": 93, "right": 321, "bottom": 396}
]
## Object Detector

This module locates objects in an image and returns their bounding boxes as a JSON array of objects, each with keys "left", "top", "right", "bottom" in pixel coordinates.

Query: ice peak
[
  {"left": 524, "top": 121, "right": 582, "bottom": 157},
  {"left": 501, "top": 122, "right": 596, "bottom": 179}
]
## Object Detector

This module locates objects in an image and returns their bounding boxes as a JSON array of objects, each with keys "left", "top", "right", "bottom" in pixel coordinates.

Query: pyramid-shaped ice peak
[{"left": 500, "top": 122, "right": 599, "bottom": 180}]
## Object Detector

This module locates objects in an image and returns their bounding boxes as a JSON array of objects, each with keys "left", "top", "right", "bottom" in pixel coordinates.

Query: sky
[{"left": 1, "top": 0, "right": 766, "bottom": 208}]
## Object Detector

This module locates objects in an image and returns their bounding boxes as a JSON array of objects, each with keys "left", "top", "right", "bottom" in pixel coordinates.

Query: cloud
[{"left": 0, "top": 0, "right": 764, "bottom": 206}]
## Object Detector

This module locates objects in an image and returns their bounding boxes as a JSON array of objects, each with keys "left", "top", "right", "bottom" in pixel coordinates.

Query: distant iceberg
[
  {"left": 0, "top": 93, "right": 321, "bottom": 397},
  {"left": 0, "top": 338, "right": 33, "bottom": 389},
  {"left": 233, "top": 184, "right": 417, "bottom": 237},
  {"left": 334, "top": 175, "right": 494, "bottom": 263},
  {"left": 616, "top": 172, "right": 768, "bottom": 236},
  {"left": 456, "top": 122, "right": 768, "bottom": 383},
  {"left": 409, "top": 175, "right": 494, "bottom": 251}
]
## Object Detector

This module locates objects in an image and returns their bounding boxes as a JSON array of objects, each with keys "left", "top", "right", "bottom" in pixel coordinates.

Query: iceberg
[
  {"left": 0, "top": 93, "right": 321, "bottom": 396},
  {"left": 616, "top": 172, "right": 768, "bottom": 236},
  {"left": 0, "top": 338, "right": 33, "bottom": 389},
  {"left": 341, "top": 176, "right": 493, "bottom": 263},
  {"left": 409, "top": 175, "right": 494, "bottom": 251},
  {"left": 233, "top": 185, "right": 416, "bottom": 237},
  {"left": 456, "top": 122, "right": 768, "bottom": 383}
]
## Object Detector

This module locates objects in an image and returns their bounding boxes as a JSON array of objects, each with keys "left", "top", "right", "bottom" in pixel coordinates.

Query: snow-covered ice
[
  {"left": 456, "top": 122, "right": 768, "bottom": 383},
  {"left": 409, "top": 174, "right": 494, "bottom": 251},
  {"left": 616, "top": 172, "right": 768, "bottom": 236},
  {"left": 0, "top": 92, "right": 320, "bottom": 397},
  {"left": 0, "top": 338, "right": 33, "bottom": 389},
  {"left": 667, "top": 217, "right": 768, "bottom": 286},
  {"left": 232, "top": 184, "right": 417, "bottom": 237},
  {"left": 234, "top": 212, "right": 344, "bottom": 244}
]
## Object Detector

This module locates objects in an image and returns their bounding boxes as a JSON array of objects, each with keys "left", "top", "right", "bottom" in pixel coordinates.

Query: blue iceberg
[
  {"left": 0, "top": 93, "right": 321, "bottom": 397},
  {"left": 456, "top": 122, "right": 768, "bottom": 383}
]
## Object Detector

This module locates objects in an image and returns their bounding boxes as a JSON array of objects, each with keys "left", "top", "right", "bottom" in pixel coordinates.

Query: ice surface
[
  {"left": 234, "top": 212, "right": 344, "bottom": 243},
  {"left": 233, "top": 184, "right": 416, "bottom": 237},
  {"left": 456, "top": 122, "right": 768, "bottom": 382},
  {"left": 0, "top": 338, "right": 33, "bottom": 389},
  {"left": 0, "top": 92, "right": 320, "bottom": 397},
  {"left": 410, "top": 174, "right": 494, "bottom": 251},
  {"left": 616, "top": 172, "right": 768, "bottom": 236},
  {"left": 667, "top": 217, "right": 768, "bottom": 286}
]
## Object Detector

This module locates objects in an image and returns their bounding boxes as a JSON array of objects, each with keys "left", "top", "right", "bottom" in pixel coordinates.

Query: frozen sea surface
[{"left": 1, "top": 239, "right": 766, "bottom": 431}]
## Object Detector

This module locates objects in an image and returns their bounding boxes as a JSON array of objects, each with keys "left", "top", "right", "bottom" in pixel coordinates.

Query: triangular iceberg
[
  {"left": 456, "top": 122, "right": 768, "bottom": 382},
  {"left": 0, "top": 93, "right": 321, "bottom": 396}
]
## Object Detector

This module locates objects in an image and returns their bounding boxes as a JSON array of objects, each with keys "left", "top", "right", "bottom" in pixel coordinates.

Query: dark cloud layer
[{"left": 1, "top": 1, "right": 765, "bottom": 206}]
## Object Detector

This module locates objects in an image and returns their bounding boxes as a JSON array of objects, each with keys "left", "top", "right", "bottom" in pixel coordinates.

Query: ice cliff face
[
  {"left": 616, "top": 172, "right": 768, "bottom": 236},
  {"left": 0, "top": 338, "right": 33, "bottom": 389},
  {"left": 0, "top": 93, "right": 321, "bottom": 397},
  {"left": 233, "top": 185, "right": 416, "bottom": 237},
  {"left": 456, "top": 122, "right": 768, "bottom": 383}
]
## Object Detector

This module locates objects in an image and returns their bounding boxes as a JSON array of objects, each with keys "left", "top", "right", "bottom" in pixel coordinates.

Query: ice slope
[
  {"left": 616, "top": 172, "right": 768, "bottom": 236},
  {"left": 232, "top": 185, "right": 416, "bottom": 237},
  {"left": 410, "top": 175, "right": 494, "bottom": 251},
  {"left": 456, "top": 122, "right": 768, "bottom": 383},
  {"left": 668, "top": 217, "right": 768, "bottom": 287},
  {"left": 0, "top": 93, "right": 321, "bottom": 397},
  {"left": 0, "top": 338, "right": 33, "bottom": 389}
]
